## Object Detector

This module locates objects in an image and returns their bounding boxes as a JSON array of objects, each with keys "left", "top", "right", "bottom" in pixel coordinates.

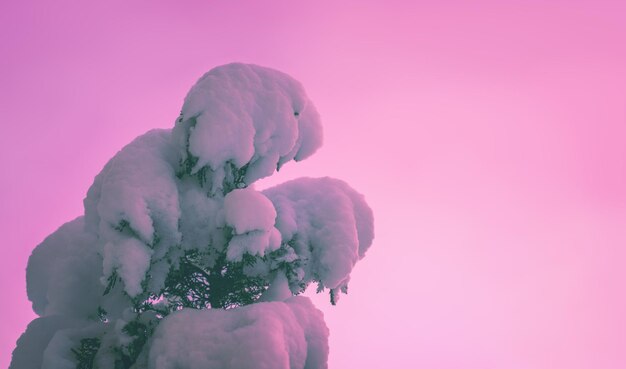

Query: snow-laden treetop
[
  {"left": 12, "top": 63, "right": 375, "bottom": 369},
  {"left": 173, "top": 63, "right": 323, "bottom": 192}
]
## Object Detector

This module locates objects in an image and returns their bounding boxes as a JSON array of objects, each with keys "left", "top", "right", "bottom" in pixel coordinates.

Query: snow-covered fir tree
[{"left": 11, "top": 63, "right": 374, "bottom": 369}]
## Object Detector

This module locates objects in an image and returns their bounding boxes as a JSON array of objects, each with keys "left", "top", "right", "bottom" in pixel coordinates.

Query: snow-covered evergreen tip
[
  {"left": 12, "top": 63, "right": 374, "bottom": 369},
  {"left": 173, "top": 63, "right": 323, "bottom": 192}
]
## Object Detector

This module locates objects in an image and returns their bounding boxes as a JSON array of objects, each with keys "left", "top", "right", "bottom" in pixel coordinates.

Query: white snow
[
  {"left": 224, "top": 188, "right": 277, "bottom": 234},
  {"left": 83, "top": 129, "right": 182, "bottom": 296},
  {"left": 178, "top": 187, "right": 222, "bottom": 251},
  {"left": 41, "top": 322, "right": 105, "bottom": 369},
  {"left": 285, "top": 297, "right": 330, "bottom": 369},
  {"left": 102, "top": 238, "right": 153, "bottom": 297},
  {"left": 224, "top": 188, "right": 281, "bottom": 261},
  {"left": 26, "top": 217, "right": 103, "bottom": 317},
  {"left": 84, "top": 129, "right": 181, "bottom": 252},
  {"left": 258, "top": 271, "right": 292, "bottom": 302},
  {"left": 148, "top": 296, "right": 328, "bottom": 369},
  {"left": 226, "top": 228, "right": 281, "bottom": 262},
  {"left": 263, "top": 177, "right": 374, "bottom": 290},
  {"left": 172, "top": 63, "right": 323, "bottom": 187},
  {"left": 9, "top": 316, "right": 87, "bottom": 369}
]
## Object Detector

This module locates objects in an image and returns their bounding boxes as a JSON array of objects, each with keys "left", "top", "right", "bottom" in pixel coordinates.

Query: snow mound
[
  {"left": 26, "top": 217, "right": 103, "bottom": 317},
  {"left": 172, "top": 63, "right": 323, "bottom": 191},
  {"left": 148, "top": 296, "right": 328, "bottom": 369},
  {"left": 263, "top": 177, "right": 375, "bottom": 290},
  {"left": 84, "top": 129, "right": 181, "bottom": 249},
  {"left": 224, "top": 188, "right": 281, "bottom": 261},
  {"left": 224, "top": 188, "right": 276, "bottom": 234},
  {"left": 83, "top": 129, "right": 181, "bottom": 296},
  {"left": 10, "top": 316, "right": 87, "bottom": 369}
]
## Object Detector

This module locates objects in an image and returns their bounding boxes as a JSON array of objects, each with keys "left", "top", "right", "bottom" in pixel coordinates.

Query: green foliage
[
  {"left": 160, "top": 251, "right": 213, "bottom": 310},
  {"left": 97, "top": 306, "right": 108, "bottom": 323},
  {"left": 83, "top": 160, "right": 320, "bottom": 369},
  {"left": 114, "top": 320, "right": 152, "bottom": 369},
  {"left": 330, "top": 288, "right": 337, "bottom": 306},
  {"left": 126, "top": 250, "right": 269, "bottom": 312},
  {"left": 72, "top": 338, "right": 101, "bottom": 369},
  {"left": 202, "top": 252, "right": 267, "bottom": 309},
  {"left": 177, "top": 154, "right": 199, "bottom": 180},
  {"left": 265, "top": 243, "right": 307, "bottom": 294},
  {"left": 222, "top": 162, "right": 249, "bottom": 193},
  {"left": 103, "top": 272, "right": 118, "bottom": 296}
]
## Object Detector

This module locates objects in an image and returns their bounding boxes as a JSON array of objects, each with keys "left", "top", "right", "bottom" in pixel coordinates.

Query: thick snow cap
[
  {"left": 263, "top": 177, "right": 375, "bottom": 290},
  {"left": 82, "top": 129, "right": 182, "bottom": 297},
  {"left": 148, "top": 296, "right": 328, "bottom": 369},
  {"left": 172, "top": 63, "right": 323, "bottom": 188},
  {"left": 26, "top": 217, "right": 103, "bottom": 317},
  {"left": 224, "top": 188, "right": 281, "bottom": 261},
  {"left": 9, "top": 316, "right": 88, "bottom": 369}
]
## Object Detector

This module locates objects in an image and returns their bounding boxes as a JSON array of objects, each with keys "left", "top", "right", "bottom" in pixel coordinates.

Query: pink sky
[{"left": 1, "top": 1, "right": 625, "bottom": 368}]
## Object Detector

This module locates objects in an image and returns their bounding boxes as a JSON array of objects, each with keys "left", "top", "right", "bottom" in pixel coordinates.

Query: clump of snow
[
  {"left": 148, "top": 296, "right": 328, "bottom": 369},
  {"left": 102, "top": 238, "right": 153, "bottom": 297},
  {"left": 26, "top": 217, "right": 103, "bottom": 317},
  {"left": 224, "top": 188, "right": 276, "bottom": 234},
  {"left": 13, "top": 63, "right": 373, "bottom": 369},
  {"left": 226, "top": 228, "right": 282, "bottom": 262},
  {"left": 172, "top": 63, "right": 323, "bottom": 191},
  {"left": 263, "top": 177, "right": 375, "bottom": 290},
  {"left": 40, "top": 322, "right": 105, "bottom": 369},
  {"left": 224, "top": 188, "right": 281, "bottom": 261},
  {"left": 83, "top": 129, "right": 181, "bottom": 250},
  {"left": 258, "top": 271, "right": 292, "bottom": 302},
  {"left": 286, "top": 297, "right": 330, "bottom": 369},
  {"left": 178, "top": 187, "right": 222, "bottom": 251},
  {"left": 9, "top": 316, "right": 87, "bottom": 369},
  {"left": 83, "top": 129, "right": 182, "bottom": 297}
]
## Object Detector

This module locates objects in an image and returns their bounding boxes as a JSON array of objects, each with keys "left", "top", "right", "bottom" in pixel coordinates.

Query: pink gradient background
[{"left": 2, "top": 1, "right": 626, "bottom": 368}]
